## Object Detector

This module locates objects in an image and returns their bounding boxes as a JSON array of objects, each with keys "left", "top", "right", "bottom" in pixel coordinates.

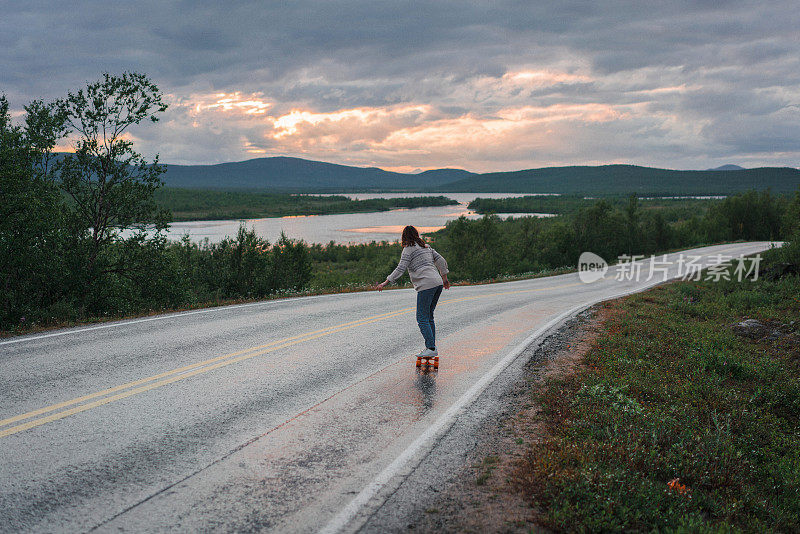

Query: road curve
[{"left": 0, "top": 242, "right": 775, "bottom": 533}]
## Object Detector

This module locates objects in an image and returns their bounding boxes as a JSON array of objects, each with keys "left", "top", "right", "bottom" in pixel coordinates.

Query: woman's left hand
[{"left": 375, "top": 281, "right": 388, "bottom": 291}]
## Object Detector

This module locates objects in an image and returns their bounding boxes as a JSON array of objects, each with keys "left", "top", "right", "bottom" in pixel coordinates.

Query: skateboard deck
[{"left": 416, "top": 355, "right": 439, "bottom": 370}]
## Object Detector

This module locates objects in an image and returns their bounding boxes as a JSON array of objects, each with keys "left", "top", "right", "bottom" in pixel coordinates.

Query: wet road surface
[{"left": 0, "top": 242, "right": 775, "bottom": 532}]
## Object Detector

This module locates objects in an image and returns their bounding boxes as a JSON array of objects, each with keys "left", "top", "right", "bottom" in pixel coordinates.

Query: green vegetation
[
  {"left": 307, "top": 241, "right": 403, "bottom": 290},
  {"left": 1, "top": 73, "right": 177, "bottom": 331},
  {"left": 516, "top": 240, "right": 800, "bottom": 531},
  {"left": 469, "top": 194, "right": 725, "bottom": 221},
  {"left": 425, "top": 191, "right": 791, "bottom": 283},
  {"left": 0, "top": 75, "right": 307, "bottom": 331},
  {"left": 441, "top": 164, "right": 800, "bottom": 195},
  {"left": 154, "top": 188, "right": 457, "bottom": 220},
  {"left": 476, "top": 455, "right": 501, "bottom": 486}
]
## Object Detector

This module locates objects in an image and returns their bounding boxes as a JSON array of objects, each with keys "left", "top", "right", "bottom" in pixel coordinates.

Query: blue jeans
[{"left": 416, "top": 285, "right": 443, "bottom": 350}]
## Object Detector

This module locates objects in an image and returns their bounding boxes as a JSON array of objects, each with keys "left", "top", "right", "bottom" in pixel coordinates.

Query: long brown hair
[{"left": 401, "top": 225, "right": 427, "bottom": 248}]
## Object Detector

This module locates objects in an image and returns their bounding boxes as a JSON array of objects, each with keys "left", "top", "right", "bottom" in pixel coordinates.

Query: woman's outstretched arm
[{"left": 375, "top": 247, "right": 410, "bottom": 290}]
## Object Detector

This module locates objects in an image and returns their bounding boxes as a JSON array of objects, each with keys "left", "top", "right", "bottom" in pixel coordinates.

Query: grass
[
  {"left": 516, "top": 251, "right": 800, "bottom": 532},
  {"left": 476, "top": 455, "right": 501, "bottom": 486}
]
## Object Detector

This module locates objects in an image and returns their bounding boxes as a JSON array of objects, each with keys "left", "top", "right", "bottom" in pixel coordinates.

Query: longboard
[{"left": 416, "top": 355, "right": 439, "bottom": 370}]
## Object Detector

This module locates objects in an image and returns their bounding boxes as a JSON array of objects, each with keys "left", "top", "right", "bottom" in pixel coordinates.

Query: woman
[{"left": 375, "top": 225, "right": 450, "bottom": 358}]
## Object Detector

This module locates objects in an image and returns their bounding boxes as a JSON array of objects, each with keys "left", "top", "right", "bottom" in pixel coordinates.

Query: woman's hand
[
  {"left": 375, "top": 280, "right": 388, "bottom": 291},
  {"left": 443, "top": 275, "right": 450, "bottom": 290}
]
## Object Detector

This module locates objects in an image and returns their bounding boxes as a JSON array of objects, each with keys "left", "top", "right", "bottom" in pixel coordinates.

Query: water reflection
[
  {"left": 342, "top": 225, "right": 445, "bottom": 236},
  {"left": 412, "top": 370, "right": 438, "bottom": 412},
  {"left": 132, "top": 192, "right": 557, "bottom": 245}
]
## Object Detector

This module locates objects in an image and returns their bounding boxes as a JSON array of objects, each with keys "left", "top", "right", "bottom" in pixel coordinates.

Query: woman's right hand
[
  {"left": 375, "top": 281, "right": 388, "bottom": 291},
  {"left": 443, "top": 275, "right": 450, "bottom": 289}
]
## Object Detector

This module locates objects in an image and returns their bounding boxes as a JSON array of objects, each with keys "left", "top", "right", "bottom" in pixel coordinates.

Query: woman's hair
[{"left": 401, "top": 225, "right": 427, "bottom": 248}]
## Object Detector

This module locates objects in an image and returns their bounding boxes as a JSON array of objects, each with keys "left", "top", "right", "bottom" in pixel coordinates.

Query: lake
[{"left": 154, "top": 192, "right": 557, "bottom": 245}]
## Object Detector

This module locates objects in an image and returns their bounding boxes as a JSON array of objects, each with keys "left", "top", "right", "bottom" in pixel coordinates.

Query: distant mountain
[
  {"left": 54, "top": 154, "right": 798, "bottom": 194},
  {"left": 437, "top": 164, "right": 800, "bottom": 195},
  {"left": 162, "top": 156, "right": 474, "bottom": 191},
  {"left": 707, "top": 164, "right": 745, "bottom": 171}
]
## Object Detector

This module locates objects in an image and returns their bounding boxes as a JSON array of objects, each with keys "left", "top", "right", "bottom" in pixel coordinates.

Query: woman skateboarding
[{"left": 375, "top": 225, "right": 450, "bottom": 360}]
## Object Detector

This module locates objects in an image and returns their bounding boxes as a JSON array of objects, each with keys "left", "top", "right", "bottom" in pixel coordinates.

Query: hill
[
  {"left": 707, "top": 164, "right": 745, "bottom": 171},
  {"left": 57, "top": 153, "right": 798, "bottom": 194},
  {"left": 162, "top": 156, "right": 474, "bottom": 190},
  {"left": 437, "top": 164, "right": 800, "bottom": 195}
]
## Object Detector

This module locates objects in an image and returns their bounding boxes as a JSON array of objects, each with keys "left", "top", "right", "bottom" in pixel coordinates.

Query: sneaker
[{"left": 416, "top": 348, "right": 438, "bottom": 358}]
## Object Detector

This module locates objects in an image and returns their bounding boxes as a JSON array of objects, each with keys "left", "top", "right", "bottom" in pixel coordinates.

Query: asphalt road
[{"left": 0, "top": 242, "right": 775, "bottom": 533}]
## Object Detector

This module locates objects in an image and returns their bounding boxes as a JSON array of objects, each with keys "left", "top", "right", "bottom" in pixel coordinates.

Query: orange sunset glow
[{"left": 9, "top": 1, "right": 795, "bottom": 172}]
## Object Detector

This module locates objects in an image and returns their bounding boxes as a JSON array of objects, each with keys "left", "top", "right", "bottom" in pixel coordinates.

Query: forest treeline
[
  {"left": 310, "top": 190, "right": 798, "bottom": 288},
  {"left": 2, "top": 73, "right": 799, "bottom": 333},
  {"left": 468, "top": 194, "right": 722, "bottom": 218},
  {"left": 155, "top": 188, "right": 457, "bottom": 221}
]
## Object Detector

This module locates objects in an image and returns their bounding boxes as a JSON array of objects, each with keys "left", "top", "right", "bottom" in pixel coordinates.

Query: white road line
[{"left": 318, "top": 243, "right": 773, "bottom": 534}]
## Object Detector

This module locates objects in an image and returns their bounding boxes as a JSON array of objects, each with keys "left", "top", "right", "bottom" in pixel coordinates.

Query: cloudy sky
[{"left": 2, "top": 1, "right": 798, "bottom": 172}]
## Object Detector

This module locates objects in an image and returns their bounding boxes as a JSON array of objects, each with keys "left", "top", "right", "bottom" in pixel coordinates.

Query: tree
[
  {"left": 23, "top": 99, "right": 69, "bottom": 179},
  {"left": 624, "top": 193, "right": 639, "bottom": 254},
  {"left": 57, "top": 72, "right": 170, "bottom": 287},
  {"left": 573, "top": 200, "right": 626, "bottom": 262},
  {"left": 784, "top": 187, "right": 800, "bottom": 237},
  {"left": 0, "top": 96, "right": 69, "bottom": 326},
  {"left": 704, "top": 190, "right": 784, "bottom": 242}
]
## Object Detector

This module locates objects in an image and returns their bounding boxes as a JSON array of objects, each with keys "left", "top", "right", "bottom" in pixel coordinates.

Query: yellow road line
[
  {"left": 0, "top": 307, "right": 413, "bottom": 429},
  {"left": 0, "top": 280, "right": 599, "bottom": 439},
  {"left": 0, "top": 308, "right": 412, "bottom": 439}
]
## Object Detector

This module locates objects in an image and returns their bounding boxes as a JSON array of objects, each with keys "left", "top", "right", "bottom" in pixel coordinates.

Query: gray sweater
[{"left": 386, "top": 244, "right": 449, "bottom": 291}]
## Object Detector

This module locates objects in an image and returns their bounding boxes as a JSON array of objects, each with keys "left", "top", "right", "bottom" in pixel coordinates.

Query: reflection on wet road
[
  {"left": 413, "top": 371, "right": 438, "bottom": 413},
  {"left": 0, "top": 242, "right": 776, "bottom": 532}
]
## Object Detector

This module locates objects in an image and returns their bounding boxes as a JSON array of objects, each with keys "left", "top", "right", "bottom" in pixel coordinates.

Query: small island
[{"left": 155, "top": 189, "right": 460, "bottom": 221}]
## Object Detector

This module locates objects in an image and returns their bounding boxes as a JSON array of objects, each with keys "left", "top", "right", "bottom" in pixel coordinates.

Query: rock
[
  {"left": 732, "top": 319, "right": 769, "bottom": 339},
  {"left": 767, "top": 329, "right": 786, "bottom": 341},
  {"left": 732, "top": 319, "right": 795, "bottom": 341}
]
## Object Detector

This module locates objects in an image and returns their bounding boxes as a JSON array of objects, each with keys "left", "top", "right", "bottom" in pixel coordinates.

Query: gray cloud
[{"left": 1, "top": 0, "right": 798, "bottom": 170}]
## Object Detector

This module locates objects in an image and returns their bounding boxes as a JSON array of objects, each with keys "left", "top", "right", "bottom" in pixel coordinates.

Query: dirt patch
[{"left": 404, "top": 305, "right": 610, "bottom": 533}]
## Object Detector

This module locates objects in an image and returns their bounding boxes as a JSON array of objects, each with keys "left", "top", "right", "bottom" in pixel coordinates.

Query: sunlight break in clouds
[
  {"left": 164, "top": 83, "right": 642, "bottom": 171},
  {"left": 503, "top": 69, "right": 592, "bottom": 86},
  {"left": 183, "top": 92, "right": 274, "bottom": 116},
  {"left": 271, "top": 105, "right": 430, "bottom": 138}
]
